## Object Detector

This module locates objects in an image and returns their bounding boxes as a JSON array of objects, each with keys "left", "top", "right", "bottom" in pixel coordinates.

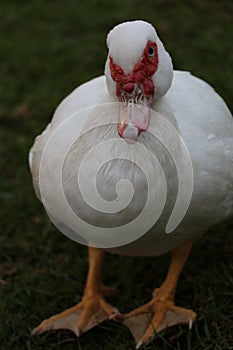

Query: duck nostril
[{"left": 123, "top": 82, "right": 135, "bottom": 93}]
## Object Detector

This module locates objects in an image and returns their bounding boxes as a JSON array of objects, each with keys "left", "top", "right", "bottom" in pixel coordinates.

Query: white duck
[{"left": 30, "top": 20, "right": 233, "bottom": 348}]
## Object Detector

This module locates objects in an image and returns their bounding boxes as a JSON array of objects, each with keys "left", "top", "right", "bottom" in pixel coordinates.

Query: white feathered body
[{"left": 29, "top": 71, "right": 233, "bottom": 256}]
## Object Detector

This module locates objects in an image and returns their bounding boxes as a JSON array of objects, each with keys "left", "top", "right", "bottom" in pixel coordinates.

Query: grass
[{"left": 0, "top": 0, "right": 232, "bottom": 349}]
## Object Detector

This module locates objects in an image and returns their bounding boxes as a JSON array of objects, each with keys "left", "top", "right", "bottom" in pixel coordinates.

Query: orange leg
[
  {"left": 123, "top": 240, "right": 196, "bottom": 349},
  {"left": 32, "top": 247, "right": 120, "bottom": 337}
]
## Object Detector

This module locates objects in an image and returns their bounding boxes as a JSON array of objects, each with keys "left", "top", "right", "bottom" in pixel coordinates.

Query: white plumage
[{"left": 29, "top": 25, "right": 233, "bottom": 255}]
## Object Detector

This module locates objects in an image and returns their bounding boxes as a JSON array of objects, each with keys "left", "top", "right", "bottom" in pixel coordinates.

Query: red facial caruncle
[
  {"left": 109, "top": 40, "right": 159, "bottom": 141},
  {"left": 109, "top": 41, "right": 159, "bottom": 98}
]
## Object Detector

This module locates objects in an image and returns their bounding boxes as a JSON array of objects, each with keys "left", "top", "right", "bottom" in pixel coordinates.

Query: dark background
[{"left": 0, "top": 1, "right": 232, "bottom": 349}]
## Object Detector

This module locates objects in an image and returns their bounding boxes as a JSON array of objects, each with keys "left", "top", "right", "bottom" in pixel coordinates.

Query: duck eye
[{"left": 148, "top": 46, "right": 155, "bottom": 58}]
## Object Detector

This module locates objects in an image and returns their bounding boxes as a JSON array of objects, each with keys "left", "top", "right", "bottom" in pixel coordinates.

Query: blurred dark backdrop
[{"left": 0, "top": 1, "right": 232, "bottom": 349}]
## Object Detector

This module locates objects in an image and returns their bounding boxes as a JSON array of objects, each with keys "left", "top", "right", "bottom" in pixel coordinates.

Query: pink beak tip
[{"left": 120, "top": 124, "right": 139, "bottom": 142}]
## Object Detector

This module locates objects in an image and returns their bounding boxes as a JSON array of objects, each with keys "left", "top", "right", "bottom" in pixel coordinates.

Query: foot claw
[
  {"left": 189, "top": 319, "right": 193, "bottom": 330},
  {"left": 135, "top": 340, "right": 143, "bottom": 349},
  {"left": 31, "top": 327, "right": 40, "bottom": 336},
  {"left": 109, "top": 309, "right": 121, "bottom": 321}
]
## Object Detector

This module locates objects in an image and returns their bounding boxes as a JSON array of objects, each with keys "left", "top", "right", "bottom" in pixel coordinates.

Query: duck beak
[{"left": 118, "top": 83, "right": 152, "bottom": 141}]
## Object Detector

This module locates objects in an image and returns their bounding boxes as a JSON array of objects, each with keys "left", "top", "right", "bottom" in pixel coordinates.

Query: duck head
[{"left": 105, "top": 20, "right": 173, "bottom": 141}]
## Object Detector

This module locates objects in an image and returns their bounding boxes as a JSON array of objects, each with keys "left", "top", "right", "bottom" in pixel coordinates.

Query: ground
[{"left": 0, "top": 1, "right": 232, "bottom": 349}]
